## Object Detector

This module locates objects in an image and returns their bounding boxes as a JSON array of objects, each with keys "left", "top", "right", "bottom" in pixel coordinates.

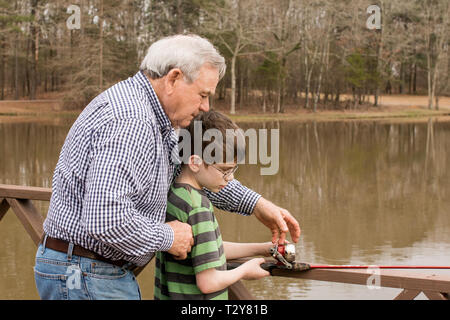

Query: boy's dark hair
[{"left": 181, "top": 110, "right": 245, "bottom": 164}]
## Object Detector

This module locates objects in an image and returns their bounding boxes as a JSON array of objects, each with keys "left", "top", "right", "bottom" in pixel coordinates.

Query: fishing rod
[
  {"left": 227, "top": 244, "right": 450, "bottom": 272},
  {"left": 304, "top": 264, "right": 450, "bottom": 270}
]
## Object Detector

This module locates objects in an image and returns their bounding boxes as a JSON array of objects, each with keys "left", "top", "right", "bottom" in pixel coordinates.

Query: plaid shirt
[{"left": 43, "top": 71, "right": 261, "bottom": 266}]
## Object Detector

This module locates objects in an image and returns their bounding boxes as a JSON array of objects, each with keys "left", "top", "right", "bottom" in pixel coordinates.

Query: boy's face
[{"left": 196, "top": 161, "right": 237, "bottom": 193}]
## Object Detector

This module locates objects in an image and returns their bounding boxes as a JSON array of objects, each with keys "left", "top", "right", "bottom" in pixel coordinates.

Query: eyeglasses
[{"left": 211, "top": 165, "right": 238, "bottom": 180}]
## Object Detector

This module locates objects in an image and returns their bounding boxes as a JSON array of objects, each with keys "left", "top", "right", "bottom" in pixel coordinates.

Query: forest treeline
[{"left": 0, "top": 0, "right": 449, "bottom": 113}]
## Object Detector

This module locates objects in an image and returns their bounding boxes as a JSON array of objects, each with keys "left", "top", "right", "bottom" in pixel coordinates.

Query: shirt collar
[{"left": 133, "top": 70, "right": 172, "bottom": 132}]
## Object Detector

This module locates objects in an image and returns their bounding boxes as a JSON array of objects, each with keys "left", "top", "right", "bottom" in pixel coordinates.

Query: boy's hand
[
  {"left": 166, "top": 220, "right": 194, "bottom": 260},
  {"left": 241, "top": 258, "right": 270, "bottom": 280}
]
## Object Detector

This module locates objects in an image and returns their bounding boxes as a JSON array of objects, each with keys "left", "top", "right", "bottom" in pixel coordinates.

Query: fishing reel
[{"left": 269, "top": 243, "right": 296, "bottom": 269}]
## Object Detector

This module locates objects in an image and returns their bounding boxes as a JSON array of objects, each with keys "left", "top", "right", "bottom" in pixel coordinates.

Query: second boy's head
[{"left": 180, "top": 110, "right": 245, "bottom": 192}]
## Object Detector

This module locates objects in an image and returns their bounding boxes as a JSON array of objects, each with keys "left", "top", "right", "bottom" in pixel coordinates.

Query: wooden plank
[
  {"left": 228, "top": 280, "right": 256, "bottom": 300},
  {"left": 393, "top": 289, "right": 421, "bottom": 300},
  {"left": 270, "top": 267, "right": 450, "bottom": 293},
  {"left": 282, "top": 269, "right": 450, "bottom": 293},
  {"left": 0, "top": 198, "right": 10, "bottom": 221},
  {"left": 423, "top": 291, "right": 449, "bottom": 300},
  {"left": 0, "top": 184, "right": 52, "bottom": 201},
  {"left": 228, "top": 258, "right": 450, "bottom": 294},
  {"left": 133, "top": 266, "right": 146, "bottom": 277},
  {"left": 6, "top": 198, "right": 44, "bottom": 245}
]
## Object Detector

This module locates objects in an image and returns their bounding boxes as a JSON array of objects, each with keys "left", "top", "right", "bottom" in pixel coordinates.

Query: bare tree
[
  {"left": 199, "top": 0, "right": 268, "bottom": 114},
  {"left": 421, "top": 0, "right": 449, "bottom": 109},
  {"left": 1, "top": 0, "right": 448, "bottom": 114}
]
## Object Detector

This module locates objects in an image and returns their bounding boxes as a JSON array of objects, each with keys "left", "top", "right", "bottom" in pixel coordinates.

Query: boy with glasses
[{"left": 154, "top": 111, "right": 272, "bottom": 300}]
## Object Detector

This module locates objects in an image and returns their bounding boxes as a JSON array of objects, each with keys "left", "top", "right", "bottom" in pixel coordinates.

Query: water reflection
[
  {"left": 0, "top": 122, "right": 69, "bottom": 187},
  {"left": 0, "top": 117, "right": 449, "bottom": 299},
  {"left": 222, "top": 119, "right": 450, "bottom": 299}
]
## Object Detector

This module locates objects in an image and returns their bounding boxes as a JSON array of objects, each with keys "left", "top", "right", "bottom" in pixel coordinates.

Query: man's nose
[{"left": 200, "top": 98, "right": 210, "bottom": 112}]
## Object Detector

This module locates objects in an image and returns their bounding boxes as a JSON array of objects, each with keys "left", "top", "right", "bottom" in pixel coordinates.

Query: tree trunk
[
  {"left": 276, "top": 82, "right": 281, "bottom": 113},
  {"left": 313, "top": 64, "right": 323, "bottom": 113},
  {"left": 426, "top": 17, "right": 433, "bottom": 111},
  {"left": 0, "top": 37, "right": 5, "bottom": 100},
  {"left": 176, "top": 0, "right": 183, "bottom": 33},
  {"left": 335, "top": 87, "right": 341, "bottom": 108},
  {"left": 278, "top": 57, "right": 287, "bottom": 113},
  {"left": 245, "top": 64, "right": 249, "bottom": 105},
  {"left": 219, "top": 83, "right": 225, "bottom": 100},
  {"left": 374, "top": 1, "right": 385, "bottom": 107},
  {"left": 238, "top": 60, "right": 243, "bottom": 109},
  {"left": 413, "top": 63, "right": 417, "bottom": 94},
  {"left": 304, "top": 54, "right": 309, "bottom": 109},
  {"left": 15, "top": 54, "right": 19, "bottom": 98},
  {"left": 230, "top": 53, "right": 237, "bottom": 114},
  {"left": 431, "top": 65, "right": 438, "bottom": 110},
  {"left": 408, "top": 62, "right": 413, "bottom": 94},
  {"left": 427, "top": 51, "right": 433, "bottom": 110},
  {"left": 314, "top": 36, "right": 330, "bottom": 113},
  {"left": 262, "top": 86, "right": 266, "bottom": 113},
  {"left": 29, "top": 0, "right": 39, "bottom": 100},
  {"left": 305, "top": 67, "right": 313, "bottom": 109},
  {"left": 25, "top": 36, "right": 30, "bottom": 97},
  {"left": 99, "top": 0, "right": 104, "bottom": 90},
  {"left": 69, "top": 30, "right": 74, "bottom": 89},
  {"left": 374, "top": 38, "right": 382, "bottom": 106}
]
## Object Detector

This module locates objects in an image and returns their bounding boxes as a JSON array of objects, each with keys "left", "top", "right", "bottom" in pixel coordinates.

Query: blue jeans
[{"left": 34, "top": 243, "right": 141, "bottom": 300}]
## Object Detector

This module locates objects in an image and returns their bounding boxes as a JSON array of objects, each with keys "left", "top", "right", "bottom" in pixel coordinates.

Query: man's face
[{"left": 166, "top": 64, "right": 219, "bottom": 128}]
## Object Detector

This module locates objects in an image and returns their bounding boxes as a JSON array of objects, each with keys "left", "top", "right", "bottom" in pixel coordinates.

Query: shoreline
[
  {"left": 227, "top": 108, "right": 450, "bottom": 123},
  {"left": 1, "top": 96, "right": 450, "bottom": 124}
]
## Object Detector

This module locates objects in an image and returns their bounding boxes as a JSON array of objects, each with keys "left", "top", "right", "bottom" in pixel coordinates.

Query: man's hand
[
  {"left": 252, "top": 197, "right": 301, "bottom": 245},
  {"left": 166, "top": 220, "right": 194, "bottom": 260}
]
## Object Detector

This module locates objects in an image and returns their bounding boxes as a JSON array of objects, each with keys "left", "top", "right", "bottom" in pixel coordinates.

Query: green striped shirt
[{"left": 154, "top": 183, "right": 227, "bottom": 300}]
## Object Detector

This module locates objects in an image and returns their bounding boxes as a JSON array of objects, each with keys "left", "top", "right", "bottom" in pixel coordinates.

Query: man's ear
[
  {"left": 188, "top": 155, "right": 203, "bottom": 173},
  {"left": 165, "top": 68, "right": 184, "bottom": 95}
]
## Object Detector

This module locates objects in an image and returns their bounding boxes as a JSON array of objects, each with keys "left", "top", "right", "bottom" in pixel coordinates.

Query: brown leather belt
[{"left": 40, "top": 234, "right": 129, "bottom": 268}]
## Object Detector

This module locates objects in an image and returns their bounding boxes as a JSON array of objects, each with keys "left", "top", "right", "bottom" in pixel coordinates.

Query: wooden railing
[
  {"left": 227, "top": 258, "right": 450, "bottom": 300},
  {"left": 1, "top": 183, "right": 449, "bottom": 300}
]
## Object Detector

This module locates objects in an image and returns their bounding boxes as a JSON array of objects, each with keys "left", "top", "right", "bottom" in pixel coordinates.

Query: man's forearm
[
  {"left": 82, "top": 201, "right": 173, "bottom": 257},
  {"left": 204, "top": 179, "right": 261, "bottom": 215}
]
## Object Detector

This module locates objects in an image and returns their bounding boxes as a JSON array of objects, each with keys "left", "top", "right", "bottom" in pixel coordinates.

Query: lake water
[{"left": 1, "top": 115, "right": 449, "bottom": 299}]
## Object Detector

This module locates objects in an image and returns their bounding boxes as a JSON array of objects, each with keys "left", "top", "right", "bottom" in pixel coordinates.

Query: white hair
[{"left": 140, "top": 34, "right": 226, "bottom": 83}]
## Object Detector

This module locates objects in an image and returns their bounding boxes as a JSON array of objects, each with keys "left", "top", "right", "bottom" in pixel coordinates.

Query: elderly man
[{"left": 34, "top": 34, "right": 300, "bottom": 300}]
